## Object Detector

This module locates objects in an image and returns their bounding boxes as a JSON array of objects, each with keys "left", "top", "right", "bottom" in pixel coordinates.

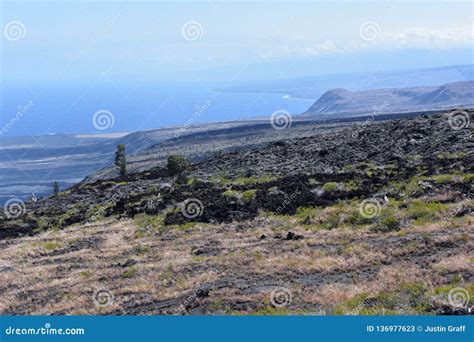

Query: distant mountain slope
[
  {"left": 217, "top": 64, "right": 474, "bottom": 99},
  {"left": 305, "top": 81, "right": 474, "bottom": 116}
]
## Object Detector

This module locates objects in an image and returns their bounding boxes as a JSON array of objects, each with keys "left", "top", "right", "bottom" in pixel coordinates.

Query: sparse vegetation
[
  {"left": 115, "top": 144, "right": 127, "bottom": 178},
  {"left": 223, "top": 189, "right": 257, "bottom": 203},
  {"left": 167, "top": 155, "right": 189, "bottom": 176},
  {"left": 436, "top": 152, "right": 468, "bottom": 160},
  {"left": 1, "top": 111, "right": 472, "bottom": 316},
  {"left": 322, "top": 182, "right": 338, "bottom": 192},
  {"left": 133, "top": 214, "right": 165, "bottom": 236},
  {"left": 34, "top": 240, "right": 62, "bottom": 251},
  {"left": 167, "top": 155, "right": 190, "bottom": 183},
  {"left": 122, "top": 267, "right": 137, "bottom": 279},
  {"left": 52, "top": 181, "right": 60, "bottom": 196},
  {"left": 430, "top": 174, "right": 459, "bottom": 184}
]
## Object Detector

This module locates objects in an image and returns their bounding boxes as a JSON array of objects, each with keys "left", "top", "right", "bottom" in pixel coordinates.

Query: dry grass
[{"left": 0, "top": 205, "right": 472, "bottom": 315}]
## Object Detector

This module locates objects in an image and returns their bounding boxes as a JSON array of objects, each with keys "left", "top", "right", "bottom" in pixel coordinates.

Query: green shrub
[
  {"left": 35, "top": 241, "right": 62, "bottom": 251},
  {"left": 241, "top": 190, "right": 257, "bottom": 203},
  {"left": 222, "top": 190, "right": 240, "bottom": 198},
  {"left": 371, "top": 215, "right": 400, "bottom": 232},
  {"left": 436, "top": 152, "right": 468, "bottom": 160},
  {"left": 133, "top": 214, "right": 165, "bottom": 236},
  {"left": 167, "top": 155, "right": 189, "bottom": 176},
  {"left": 322, "top": 182, "right": 338, "bottom": 192},
  {"left": 381, "top": 216, "right": 400, "bottom": 231},
  {"left": 431, "top": 174, "right": 458, "bottom": 184},
  {"left": 222, "top": 189, "right": 257, "bottom": 203},
  {"left": 407, "top": 200, "right": 448, "bottom": 225},
  {"left": 321, "top": 214, "right": 343, "bottom": 229},
  {"left": 231, "top": 175, "right": 277, "bottom": 185},
  {"left": 122, "top": 267, "right": 137, "bottom": 278},
  {"left": 386, "top": 177, "right": 423, "bottom": 197}
]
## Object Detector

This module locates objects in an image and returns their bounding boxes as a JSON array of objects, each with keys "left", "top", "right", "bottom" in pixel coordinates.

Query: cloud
[
  {"left": 383, "top": 24, "right": 473, "bottom": 49},
  {"left": 256, "top": 23, "right": 473, "bottom": 60}
]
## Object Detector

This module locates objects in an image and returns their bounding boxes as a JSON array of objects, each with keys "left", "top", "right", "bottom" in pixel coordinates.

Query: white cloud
[
  {"left": 256, "top": 23, "right": 473, "bottom": 60},
  {"left": 384, "top": 24, "right": 473, "bottom": 49}
]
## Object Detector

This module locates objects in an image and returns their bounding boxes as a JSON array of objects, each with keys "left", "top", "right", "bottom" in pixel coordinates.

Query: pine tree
[
  {"left": 52, "top": 181, "right": 60, "bottom": 196},
  {"left": 115, "top": 144, "right": 127, "bottom": 178}
]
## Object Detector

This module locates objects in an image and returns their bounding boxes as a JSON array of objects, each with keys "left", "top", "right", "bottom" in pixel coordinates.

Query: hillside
[
  {"left": 305, "top": 81, "right": 474, "bottom": 116},
  {"left": 3, "top": 77, "right": 472, "bottom": 204},
  {"left": 217, "top": 64, "right": 474, "bottom": 99},
  {"left": 0, "top": 109, "right": 472, "bottom": 315},
  {"left": 0, "top": 120, "right": 274, "bottom": 204}
]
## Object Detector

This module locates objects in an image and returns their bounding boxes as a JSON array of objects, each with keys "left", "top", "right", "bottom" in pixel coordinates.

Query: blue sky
[{"left": 1, "top": 0, "right": 473, "bottom": 83}]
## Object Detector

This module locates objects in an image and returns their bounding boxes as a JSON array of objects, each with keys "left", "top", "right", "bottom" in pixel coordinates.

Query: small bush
[
  {"left": 407, "top": 200, "right": 448, "bottom": 225},
  {"left": 436, "top": 152, "right": 468, "bottom": 160},
  {"left": 133, "top": 214, "right": 165, "bottom": 236},
  {"left": 35, "top": 241, "right": 62, "bottom": 251},
  {"left": 231, "top": 175, "right": 277, "bottom": 185},
  {"left": 222, "top": 190, "right": 240, "bottom": 198},
  {"left": 122, "top": 267, "right": 137, "bottom": 278},
  {"left": 222, "top": 189, "right": 257, "bottom": 203},
  {"left": 321, "top": 214, "right": 343, "bottom": 229},
  {"left": 462, "top": 173, "right": 474, "bottom": 183},
  {"left": 322, "top": 182, "right": 338, "bottom": 192},
  {"left": 431, "top": 174, "right": 458, "bottom": 184},
  {"left": 371, "top": 215, "right": 400, "bottom": 232},
  {"left": 381, "top": 216, "right": 400, "bottom": 231},
  {"left": 241, "top": 190, "right": 257, "bottom": 203},
  {"left": 167, "top": 155, "right": 189, "bottom": 176}
]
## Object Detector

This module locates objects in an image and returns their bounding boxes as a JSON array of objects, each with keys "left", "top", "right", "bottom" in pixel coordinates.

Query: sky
[{"left": 1, "top": 0, "right": 473, "bottom": 84}]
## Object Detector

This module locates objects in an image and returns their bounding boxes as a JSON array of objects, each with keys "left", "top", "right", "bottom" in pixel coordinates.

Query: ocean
[{"left": 0, "top": 82, "right": 315, "bottom": 137}]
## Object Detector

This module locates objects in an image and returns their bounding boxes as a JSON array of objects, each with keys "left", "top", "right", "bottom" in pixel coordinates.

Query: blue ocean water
[{"left": 0, "top": 82, "right": 315, "bottom": 137}]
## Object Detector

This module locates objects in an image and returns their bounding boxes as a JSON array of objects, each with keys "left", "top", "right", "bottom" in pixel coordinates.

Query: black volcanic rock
[{"left": 0, "top": 110, "right": 472, "bottom": 238}]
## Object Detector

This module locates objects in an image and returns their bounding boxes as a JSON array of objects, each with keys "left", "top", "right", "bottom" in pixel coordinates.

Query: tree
[
  {"left": 167, "top": 155, "right": 189, "bottom": 183},
  {"left": 52, "top": 181, "right": 60, "bottom": 196},
  {"left": 115, "top": 144, "right": 127, "bottom": 178}
]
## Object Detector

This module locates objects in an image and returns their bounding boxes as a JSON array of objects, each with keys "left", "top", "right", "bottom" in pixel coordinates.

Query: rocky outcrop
[{"left": 0, "top": 110, "right": 472, "bottom": 239}]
